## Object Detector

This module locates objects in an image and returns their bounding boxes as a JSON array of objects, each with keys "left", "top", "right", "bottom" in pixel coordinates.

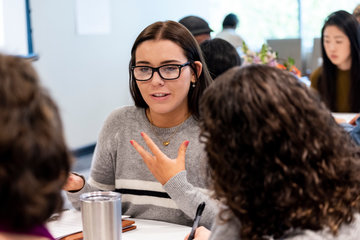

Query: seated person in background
[
  {"left": 341, "top": 114, "right": 360, "bottom": 145},
  {"left": 353, "top": 4, "right": 360, "bottom": 23},
  {"left": 310, "top": 10, "right": 360, "bottom": 113},
  {"left": 179, "top": 15, "right": 213, "bottom": 44},
  {"left": 0, "top": 54, "right": 72, "bottom": 240},
  {"left": 64, "top": 20, "right": 217, "bottom": 229},
  {"left": 186, "top": 65, "right": 360, "bottom": 240},
  {"left": 215, "top": 13, "right": 244, "bottom": 51},
  {"left": 200, "top": 38, "right": 241, "bottom": 79}
]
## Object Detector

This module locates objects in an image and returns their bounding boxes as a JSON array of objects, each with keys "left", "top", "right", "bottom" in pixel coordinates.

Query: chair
[
  {"left": 266, "top": 38, "right": 302, "bottom": 71},
  {"left": 310, "top": 38, "right": 322, "bottom": 72}
]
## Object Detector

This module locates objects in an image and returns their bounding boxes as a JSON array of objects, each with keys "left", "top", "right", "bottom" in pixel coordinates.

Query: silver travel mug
[{"left": 80, "top": 191, "right": 122, "bottom": 240}]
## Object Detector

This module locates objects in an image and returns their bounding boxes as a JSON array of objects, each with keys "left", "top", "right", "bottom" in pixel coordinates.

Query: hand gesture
[{"left": 130, "top": 132, "right": 189, "bottom": 185}]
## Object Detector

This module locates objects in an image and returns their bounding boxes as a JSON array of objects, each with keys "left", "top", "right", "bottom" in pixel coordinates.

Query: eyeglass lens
[{"left": 133, "top": 62, "right": 189, "bottom": 81}]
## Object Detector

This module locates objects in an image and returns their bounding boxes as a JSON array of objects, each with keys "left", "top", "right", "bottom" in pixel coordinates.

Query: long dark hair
[
  {"left": 200, "top": 65, "right": 360, "bottom": 239},
  {"left": 0, "top": 54, "right": 72, "bottom": 231},
  {"left": 129, "top": 20, "right": 213, "bottom": 120},
  {"left": 318, "top": 10, "right": 360, "bottom": 112}
]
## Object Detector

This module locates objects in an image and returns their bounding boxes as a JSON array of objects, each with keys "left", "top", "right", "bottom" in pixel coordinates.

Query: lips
[
  {"left": 150, "top": 93, "right": 171, "bottom": 100},
  {"left": 152, "top": 93, "right": 169, "bottom": 97}
]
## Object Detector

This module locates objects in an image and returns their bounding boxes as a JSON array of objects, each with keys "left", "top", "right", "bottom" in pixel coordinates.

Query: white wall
[
  {"left": 0, "top": 0, "right": 28, "bottom": 55},
  {"left": 30, "top": 0, "right": 211, "bottom": 149}
]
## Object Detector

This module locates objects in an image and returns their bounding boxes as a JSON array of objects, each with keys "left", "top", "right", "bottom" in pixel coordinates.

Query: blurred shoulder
[{"left": 310, "top": 67, "right": 322, "bottom": 90}]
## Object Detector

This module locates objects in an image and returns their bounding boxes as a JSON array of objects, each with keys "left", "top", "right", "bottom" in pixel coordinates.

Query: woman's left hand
[{"left": 130, "top": 132, "right": 189, "bottom": 185}]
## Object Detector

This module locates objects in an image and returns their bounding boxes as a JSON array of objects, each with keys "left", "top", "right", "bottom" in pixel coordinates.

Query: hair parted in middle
[
  {"left": 200, "top": 64, "right": 360, "bottom": 239},
  {"left": 318, "top": 10, "right": 360, "bottom": 112},
  {"left": 129, "top": 20, "right": 213, "bottom": 120}
]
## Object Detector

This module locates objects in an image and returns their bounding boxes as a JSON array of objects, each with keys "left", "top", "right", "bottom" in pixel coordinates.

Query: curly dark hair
[
  {"left": 0, "top": 54, "right": 72, "bottom": 231},
  {"left": 200, "top": 64, "right": 360, "bottom": 239}
]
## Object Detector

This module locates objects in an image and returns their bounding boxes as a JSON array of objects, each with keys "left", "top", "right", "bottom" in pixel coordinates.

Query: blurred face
[
  {"left": 135, "top": 39, "right": 201, "bottom": 118},
  {"left": 195, "top": 33, "right": 211, "bottom": 44},
  {"left": 323, "top": 25, "right": 352, "bottom": 70}
]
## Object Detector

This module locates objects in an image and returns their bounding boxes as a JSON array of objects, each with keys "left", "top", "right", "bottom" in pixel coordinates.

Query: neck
[
  {"left": 337, "top": 58, "right": 351, "bottom": 71},
  {"left": 146, "top": 108, "right": 190, "bottom": 128}
]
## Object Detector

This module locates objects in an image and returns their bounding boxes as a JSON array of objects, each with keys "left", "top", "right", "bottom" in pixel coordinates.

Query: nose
[
  {"left": 328, "top": 42, "right": 336, "bottom": 52},
  {"left": 150, "top": 71, "right": 165, "bottom": 86}
]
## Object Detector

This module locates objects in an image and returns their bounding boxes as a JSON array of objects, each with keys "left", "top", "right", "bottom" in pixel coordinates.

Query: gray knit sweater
[
  {"left": 67, "top": 106, "right": 217, "bottom": 228},
  {"left": 210, "top": 211, "right": 360, "bottom": 240}
]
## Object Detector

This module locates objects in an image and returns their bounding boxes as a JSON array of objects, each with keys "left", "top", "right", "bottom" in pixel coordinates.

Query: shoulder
[
  {"left": 209, "top": 207, "right": 241, "bottom": 240},
  {"left": 310, "top": 67, "right": 322, "bottom": 89},
  {"left": 286, "top": 213, "right": 360, "bottom": 240},
  {"left": 105, "top": 106, "right": 143, "bottom": 125},
  {"left": 99, "top": 106, "right": 145, "bottom": 136}
]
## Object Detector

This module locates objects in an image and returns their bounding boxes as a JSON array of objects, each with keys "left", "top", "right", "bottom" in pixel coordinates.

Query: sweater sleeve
[
  {"left": 66, "top": 109, "right": 120, "bottom": 209},
  {"left": 66, "top": 181, "right": 99, "bottom": 209},
  {"left": 163, "top": 170, "right": 218, "bottom": 229}
]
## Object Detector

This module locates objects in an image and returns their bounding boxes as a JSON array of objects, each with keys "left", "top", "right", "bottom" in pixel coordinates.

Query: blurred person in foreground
[
  {"left": 186, "top": 64, "right": 360, "bottom": 240},
  {"left": 0, "top": 54, "right": 72, "bottom": 240}
]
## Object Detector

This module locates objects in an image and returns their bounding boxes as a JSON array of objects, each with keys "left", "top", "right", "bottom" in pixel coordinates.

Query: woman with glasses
[{"left": 65, "top": 20, "right": 216, "bottom": 228}]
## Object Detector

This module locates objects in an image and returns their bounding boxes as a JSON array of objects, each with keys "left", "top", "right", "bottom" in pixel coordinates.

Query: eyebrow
[
  {"left": 324, "top": 35, "right": 345, "bottom": 39},
  {"left": 135, "top": 59, "right": 184, "bottom": 65}
]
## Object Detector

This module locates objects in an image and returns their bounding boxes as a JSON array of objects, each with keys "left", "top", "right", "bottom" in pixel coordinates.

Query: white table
[
  {"left": 47, "top": 209, "right": 191, "bottom": 240},
  {"left": 332, "top": 112, "right": 358, "bottom": 123}
]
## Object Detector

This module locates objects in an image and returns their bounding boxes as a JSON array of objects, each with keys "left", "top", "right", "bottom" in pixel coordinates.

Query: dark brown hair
[
  {"left": 318, "top": 10, "right": 360, "bottom": 112},
  {"left": 0, "top": 54, "right": 72, "bottom": 231},
  {"left": 200, "top": 64, "right": 360, "bottom": 239},
  {"left": 129, "top": 20, "right": 213, "bottom": 120},
  {"left": 200, "top": 38, "right": 241, "bottom": 79}
]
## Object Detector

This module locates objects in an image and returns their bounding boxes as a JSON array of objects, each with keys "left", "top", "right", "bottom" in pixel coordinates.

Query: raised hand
[{"left": 130, "top": 132, "right": 189, "bottom": 185}]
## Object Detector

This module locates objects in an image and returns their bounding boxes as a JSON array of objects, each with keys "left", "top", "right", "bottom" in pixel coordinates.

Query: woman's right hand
[
  {"left": 184, "top": 227, "right": 211, "bottom": 240},
  {"left": 63, "top": 173, "right": 85, "bottom": 192}
]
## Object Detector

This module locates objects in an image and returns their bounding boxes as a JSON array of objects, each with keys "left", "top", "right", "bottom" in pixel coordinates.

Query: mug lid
[{"left": 80, "top": 191, "right": 121, "bottom": 202}]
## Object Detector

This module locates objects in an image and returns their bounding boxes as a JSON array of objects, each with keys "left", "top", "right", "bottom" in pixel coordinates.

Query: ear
[{"left": 191, "top": 61, "right": 203, "bottom": 83}]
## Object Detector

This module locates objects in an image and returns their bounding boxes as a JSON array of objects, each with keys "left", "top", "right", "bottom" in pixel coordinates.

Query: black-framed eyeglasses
[{"left": 131, "top": 62, "right": 191, "bottom": 81}]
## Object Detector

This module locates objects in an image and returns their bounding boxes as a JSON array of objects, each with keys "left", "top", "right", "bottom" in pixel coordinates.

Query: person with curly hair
[
  {"left": 185, "top": 64, "right": 360, "bottom": 240},
  {"left": 0, "top": 54, "right": 72, "bottom": 239}
]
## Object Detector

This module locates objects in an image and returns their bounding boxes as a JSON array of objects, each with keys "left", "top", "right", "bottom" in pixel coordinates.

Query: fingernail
[
  {"left": 140, "top": 132, "right": 144, "bottom": 137},
  {"left": 130, "top": 140, "right": 134, "bottom": 145},
  {"left": 184, "top": 140, "right": 189, "bottom": 147}
]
